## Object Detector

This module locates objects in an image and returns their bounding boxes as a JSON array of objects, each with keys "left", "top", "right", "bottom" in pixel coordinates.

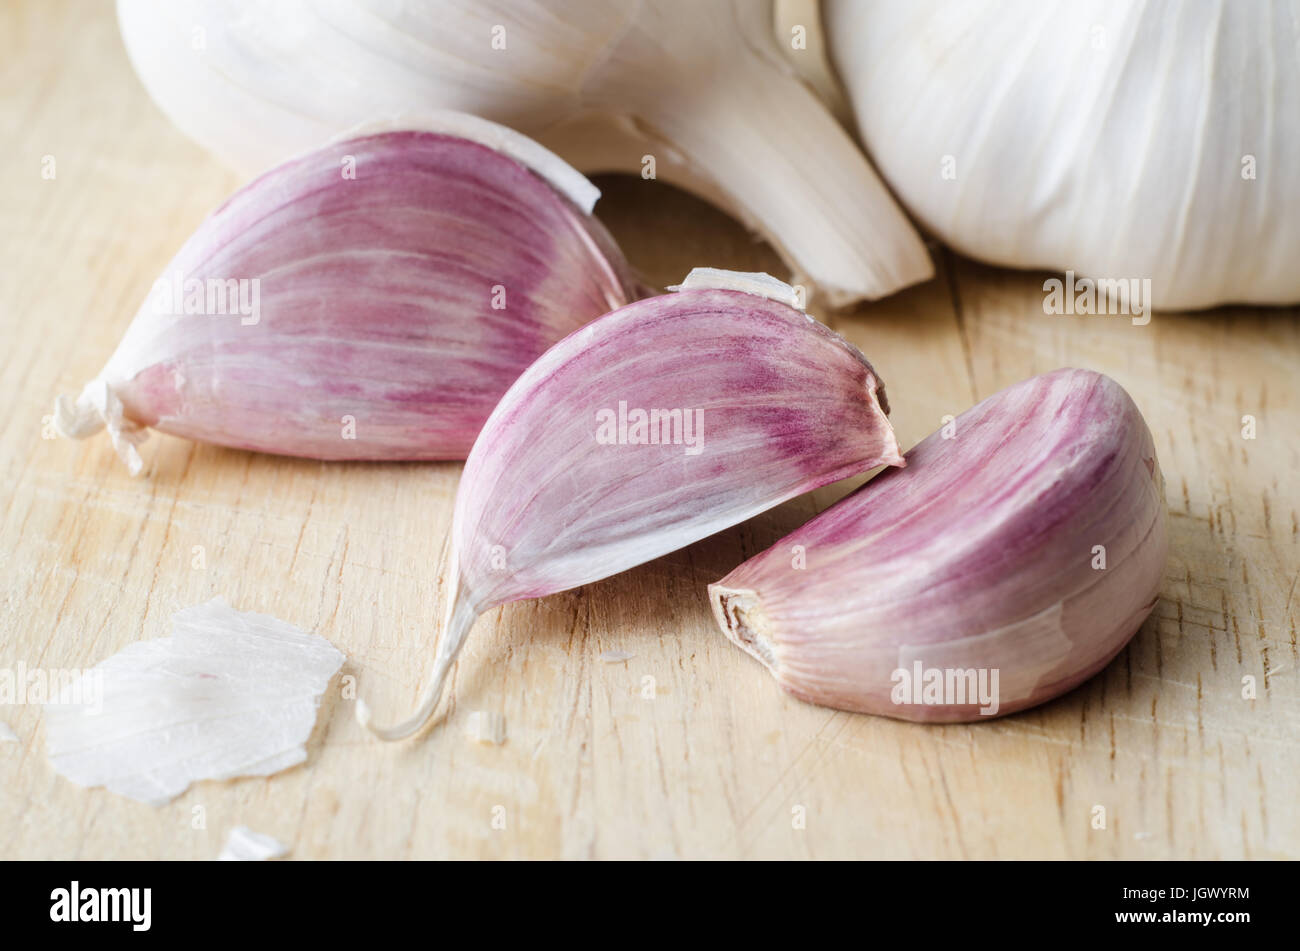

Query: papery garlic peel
[
  {"left": 116, "top": 0, "right": 933, "bottom": 306},
  {"left": 827, "top": 0, "right": 1300, "bottom": 309},
  {"left": 54, "top": 114, "right": 638, "bottom": 473},
  {"left": 44, "top": 597, "right": 344, "bottom": 806},
  {"left": 357, "top": 269, "right": 904, "bottom": 740},
  {"left": 218, "top": 827, "right": 290, "bottom": 861},
  {"left": 709, "top": 369, "right": 1168, "bottom": 722}
]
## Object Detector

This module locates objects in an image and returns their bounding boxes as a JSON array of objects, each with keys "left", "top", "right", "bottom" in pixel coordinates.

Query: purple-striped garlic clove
[
  {"left": 54, "top": 112, "right": 640, "bottom": 474},
  {"left": 709, "top": 368, "right": 1169, "bottom": 723},
  {"left": 357, "top": 269, "right": 904, "bottom": 740}
]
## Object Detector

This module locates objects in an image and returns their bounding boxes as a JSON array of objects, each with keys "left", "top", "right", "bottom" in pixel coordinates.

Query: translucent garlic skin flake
[
  {"left": 44, "top": 598, "right": 344, "bottom": 806},
  {"left": 218, "top": 826, "right": 290, "bottom": 861}
]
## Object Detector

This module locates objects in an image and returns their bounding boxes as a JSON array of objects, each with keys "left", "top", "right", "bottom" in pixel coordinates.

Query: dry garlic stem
[
  {"left": 117, "top": 0, "right": 933, "bottom": 305},
  {"left": 357, "top": 269, "right": 903, "bottom": 740},
  {"left": 54, "top": 114, "right": 637, "bottom": 472},
  {"left": 711, "top": 369, "right": 1169, "bottom": 722}
]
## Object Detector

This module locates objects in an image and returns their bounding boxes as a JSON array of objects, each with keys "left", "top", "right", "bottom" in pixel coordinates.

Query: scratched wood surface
[{"left": 1, "top": 1, "right": 1296, "bottom": 860}]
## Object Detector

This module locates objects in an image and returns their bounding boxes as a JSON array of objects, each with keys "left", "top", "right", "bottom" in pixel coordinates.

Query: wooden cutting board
[{"left": 1, "top": 0, "right": 1296, "bottom": 859}]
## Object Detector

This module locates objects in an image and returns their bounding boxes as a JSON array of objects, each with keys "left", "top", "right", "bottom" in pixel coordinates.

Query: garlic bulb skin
[
  {"left": 44, "top": 598, "right": 344, "bottom": 806},
  {"left": 116, "top": 0, "right": 933, "bottom": 306},
  {"left": 826, "top": 0, "right": 1300, "bottom": 309},
  {"left": 358, "top": 270, "right": 904, "bottom": 740},
  {"left": 710, "top": 369, "right": 1168, "bottom": 722},
  {"left": 55, "top": 113, "right": 638, "bottom": 473}
]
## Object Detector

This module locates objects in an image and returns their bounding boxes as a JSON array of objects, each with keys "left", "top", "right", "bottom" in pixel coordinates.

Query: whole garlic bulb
[
  {"left": 116, "top": 0, "right": 933, "bottom": 306},
  {"left": 826, "top": 0, "right": 1300, "bottom": 310}
]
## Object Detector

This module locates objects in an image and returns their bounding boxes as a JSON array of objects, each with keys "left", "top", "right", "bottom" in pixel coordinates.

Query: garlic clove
[
  {"left": 357, "top": 268, "right": 904, "bottom": 740},
  {"left": 54, "top": 113, "right": 639, "bottom": 472},
  {"left": 709, "top": 369, "right": 1168, "bottom": 722},
  {"left": 117, "top": 0, "right": 933, "bottom": 306}
]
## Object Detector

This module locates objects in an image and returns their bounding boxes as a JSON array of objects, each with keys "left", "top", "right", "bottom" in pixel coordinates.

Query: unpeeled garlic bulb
[
  {"left": 55, "top": 113, "right": 638, "bottom": 473},
  {"left": 116, "top": 0, "right": 933, "bottom": 306},
  {"left": 710, "top": 369, "right": 1168, "bottom": 721},
  {"left": 826, "top": 0, "right": 1300, "bottom": 309},
  {"left": 358, "top": 269, "right": 904, "bottom": 740}
]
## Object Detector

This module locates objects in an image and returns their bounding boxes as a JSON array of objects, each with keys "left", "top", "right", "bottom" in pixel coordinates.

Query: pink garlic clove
[
  {"left": 709, "top": 368, "right": 1169, "bottom": 723},
  {"left": 357, "top": 269, "right": 904, "bottom": 740},
  {"left": 54, "top": 113, "right": 639, "bottom": 473}
]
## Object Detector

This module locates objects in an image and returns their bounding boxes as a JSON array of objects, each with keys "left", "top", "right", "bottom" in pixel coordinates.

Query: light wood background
[{"left": 1, "top": 1, "right": 1296, "bottom": 860}]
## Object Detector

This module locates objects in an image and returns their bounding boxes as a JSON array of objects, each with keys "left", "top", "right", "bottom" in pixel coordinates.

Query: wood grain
[{"left": 0, "top": 0, "right": 1295, "bottom": 859}]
